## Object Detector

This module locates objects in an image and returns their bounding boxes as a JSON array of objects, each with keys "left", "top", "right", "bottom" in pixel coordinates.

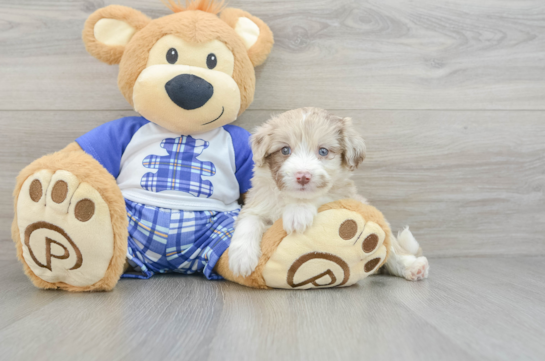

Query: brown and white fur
[{"left": 228, "top": 107, "right": 429, "bottom": 281}]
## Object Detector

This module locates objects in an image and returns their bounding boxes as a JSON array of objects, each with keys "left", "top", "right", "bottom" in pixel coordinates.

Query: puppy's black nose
[{"left": 165, "top": 74, "right": 213, "bottom": 110}]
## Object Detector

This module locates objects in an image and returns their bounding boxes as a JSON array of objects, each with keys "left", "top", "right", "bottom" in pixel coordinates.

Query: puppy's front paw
[
  {"left": 228, "top": 240, "right": 261, "bottom": 277},
  {"left": 283, "top": 204, "right": 317, "bottom": 234}
]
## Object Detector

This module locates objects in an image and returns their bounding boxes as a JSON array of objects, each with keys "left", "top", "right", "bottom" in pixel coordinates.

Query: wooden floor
[
  {"left": 1, "top": 253, "right": 545, "bottom": 360},
  {"left": 1, "top": 0, "right": 544, "bottom": 360}
]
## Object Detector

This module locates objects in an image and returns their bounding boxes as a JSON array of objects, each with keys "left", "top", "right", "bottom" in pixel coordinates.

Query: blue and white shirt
[{"left": 76, "top": 117, "right": 253, "bottom": 212}]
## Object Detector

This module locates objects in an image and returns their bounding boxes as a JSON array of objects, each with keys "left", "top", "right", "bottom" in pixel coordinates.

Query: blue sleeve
[
  {"left": 224, "top": 125, "right": 254, "bottom": 195},
  {"left": 76, "top": 117, "right": 149, "bottom": 178}
]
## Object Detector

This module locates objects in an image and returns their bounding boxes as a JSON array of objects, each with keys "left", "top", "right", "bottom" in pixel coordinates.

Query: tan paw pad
[
  {"left": 17, "top": 170, "right": 114, "bottom": 287},
  {"left": 263, "top": 208, "right": 388, "bottom": 289}
]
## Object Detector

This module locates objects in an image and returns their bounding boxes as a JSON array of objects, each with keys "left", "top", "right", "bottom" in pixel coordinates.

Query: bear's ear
[
  {"left": 83, "top": 5, "right": 151, "bottom": 65},
  {"left": 220, "top": 8, "right": 274, "bottom": 67}
]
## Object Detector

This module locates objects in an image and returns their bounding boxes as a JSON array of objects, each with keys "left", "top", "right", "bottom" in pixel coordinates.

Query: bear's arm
[
  {"left": 75, "top": 116, "right": 149, "bottom": 178},
  {"left": 224, "top": 125, "right": 254, "bottom": 197}
]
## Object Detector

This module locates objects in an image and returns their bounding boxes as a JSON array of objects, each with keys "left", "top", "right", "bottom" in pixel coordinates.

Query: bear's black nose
[{"left": 165, "top": 74, "right": 214, "bottom": 110}]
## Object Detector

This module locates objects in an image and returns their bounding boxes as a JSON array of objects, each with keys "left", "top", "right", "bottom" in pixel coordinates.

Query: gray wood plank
[
  {"left": 2, "top": 109, "right": 544, "bottom": 257},
  {"left": 0, "top": 256, "right": 544, "bottom": 360},
  {"left": 1, "top": 0, "right": 545, "bottom": 110},
  {"left": 400, "top": 257, "right": 545, "bottom": 360}
]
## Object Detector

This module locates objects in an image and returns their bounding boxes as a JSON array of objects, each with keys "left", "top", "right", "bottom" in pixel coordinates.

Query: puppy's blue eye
[
  {"left": 281, "top": 146, "right": 291, "bottom": 155},
  {"left": 319, "top": 148, "right": 329, "bottom": 156}
]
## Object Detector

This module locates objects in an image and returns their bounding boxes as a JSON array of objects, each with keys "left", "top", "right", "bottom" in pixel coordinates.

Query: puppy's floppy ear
[
  {"left": 250, "top": 122, "right": 273, "bottom": 167},
  {"left": 220, "top": 8, "right": 274, "bottom": 67},
  {"left": 340, "top": 117, "right": 366, "bottom": 171},
  {"left": 83, "top": 5, "right": 151, "bottom": 65}
]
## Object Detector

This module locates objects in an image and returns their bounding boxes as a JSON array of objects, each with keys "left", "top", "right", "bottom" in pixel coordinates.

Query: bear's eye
[
  {"left": 166, "top": 48, "right": 178, "bottom": 64},
  {"left": 319, "top": 148, "right": 329, "bottom": 156},
  {"left": 206, "top": 53, "right": 217, "bottom": 69},
  {"left": 281, "top": 146, "right": 291, "bottom": 156}
]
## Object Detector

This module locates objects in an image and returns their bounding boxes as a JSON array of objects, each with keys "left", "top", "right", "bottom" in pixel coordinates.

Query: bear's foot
[
  {"left": 17, "top": 170, "right": 114, "bottom": 288},
  {"left": 14, "top": 164, "right": 127, "bottom": 291},
  {"left": 216, "top": 199, "right": 391, "bottom": 289},
  {"left": 262, "top": 206, "right": 388, "bottom": 289}
]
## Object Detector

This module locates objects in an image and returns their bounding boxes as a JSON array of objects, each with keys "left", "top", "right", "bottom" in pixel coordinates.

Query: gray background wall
[{"left": 1, "top": 0, "right": 544, "bottom": 256}]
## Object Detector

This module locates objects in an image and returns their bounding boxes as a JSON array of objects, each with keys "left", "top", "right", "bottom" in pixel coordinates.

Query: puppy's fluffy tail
[{"left": 396, "top": 227, "right": 423, "bottom": 257}]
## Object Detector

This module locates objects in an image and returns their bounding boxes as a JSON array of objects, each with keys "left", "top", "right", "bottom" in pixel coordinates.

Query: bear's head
[{"left": 83, "top": 0, "right": 273, "bottom": 135}]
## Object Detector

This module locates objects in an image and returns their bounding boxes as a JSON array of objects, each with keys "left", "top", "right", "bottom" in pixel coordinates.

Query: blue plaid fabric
[
  {"left": 141, "top": 136, "right": 216, "bottom": 198},
  {"left": 122, "top": 199, "right": 239, "bottom": 280}
]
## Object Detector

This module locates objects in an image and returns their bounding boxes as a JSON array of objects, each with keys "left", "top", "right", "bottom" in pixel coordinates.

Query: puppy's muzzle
[{"left": 165, "top": 74, "right": 214, "bottom": 110}]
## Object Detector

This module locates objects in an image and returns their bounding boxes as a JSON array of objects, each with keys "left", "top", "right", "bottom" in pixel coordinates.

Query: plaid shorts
[{"left": 122, "top": 199, "right": 239, "bottom": 280}]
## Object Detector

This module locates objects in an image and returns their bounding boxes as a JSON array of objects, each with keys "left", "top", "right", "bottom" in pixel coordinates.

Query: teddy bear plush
[{"left": 12, "top": 0, "right": 392, "bottom": 291}]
